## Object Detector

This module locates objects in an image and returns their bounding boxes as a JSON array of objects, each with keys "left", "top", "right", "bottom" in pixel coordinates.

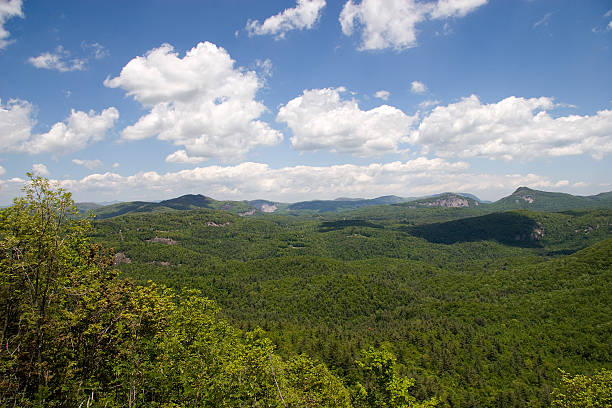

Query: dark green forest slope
[
  {"left": 3, "top": 177, "right": 611, "bottom": 407},
  {"left": 89, "top": 197, "right": 612, "bottom": 407},
  {"left": 83, "top": 187, "right": 612, "bottom": 219},
  {"left": 2, "top": 177, "right": 445, "bottom": 407}
]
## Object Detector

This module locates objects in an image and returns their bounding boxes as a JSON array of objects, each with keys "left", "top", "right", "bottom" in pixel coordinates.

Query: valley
[{"left": 88, "top": 187, "right": 612, "bottom": 407}]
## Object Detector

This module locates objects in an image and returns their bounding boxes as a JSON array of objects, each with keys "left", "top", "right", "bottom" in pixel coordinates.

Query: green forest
[{"left": 1, "top": 177, "right": 611, "bottom": 407}]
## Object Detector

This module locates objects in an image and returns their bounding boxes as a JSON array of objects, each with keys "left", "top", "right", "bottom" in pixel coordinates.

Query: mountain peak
[{"left": 513, "top": 186, "right": 535, "bottom": 194}]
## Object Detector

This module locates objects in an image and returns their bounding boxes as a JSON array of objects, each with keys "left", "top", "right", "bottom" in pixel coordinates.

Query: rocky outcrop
[
  {"left": 146, "top": 237, "right": 178, "bottom": 245},
  {"left": 424, "top": 195, "right": 474, "bottom": 208},
  {"left": 239, "top": 209, "right": 256, "bottom": 217},
  {"left": 515, "top": 195, "right": 535, "bottom": 204},
  {"left": 261, "top": 204, "right": 277, "bottom": 213},
  {"left": 112, "top": 252, "right": 131, "bottom": 265},
  {"left": 206, "top": 221, "right": 230, "bottom": 227}
]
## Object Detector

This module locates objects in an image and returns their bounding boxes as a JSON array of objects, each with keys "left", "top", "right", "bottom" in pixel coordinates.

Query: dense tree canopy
[
  {"left": 1, "top": 176, "right": 442, "bottom": 407},
  {"left": 2, "top": 176, "right": 611, "bottom": 407}
]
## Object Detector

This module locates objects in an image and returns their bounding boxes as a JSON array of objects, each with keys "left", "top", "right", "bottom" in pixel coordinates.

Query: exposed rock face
[
  {"left": 515, "top": 195, "right": 535, "bottom": 204},
  {"left": 112, "top": 252, "right": 131, "bottom": 265},
  {"left": 206, "top": 221, "right": 230, "bottom": 227},
  {"left": 239, "top": 209, "right": 256, "bottom": 217},
  {"left": 531, "top": 224, "right": 545, "bottom": 240},
  {"left": 146, "top": 237, "right": 178, "bottom": 245},
  {"left": 261, "top": 204, "right": 277, "bottom": 213},
  {"left": 425, "top": 195, "right": 472, "bottom": 208},
  {"left": 513, "top": 223, "right": 545, "bottom": 241}
]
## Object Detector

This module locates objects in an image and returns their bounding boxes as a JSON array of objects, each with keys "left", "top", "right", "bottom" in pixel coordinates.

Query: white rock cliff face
[
  {"left": 426, "top": 196, "right": 473, "bottom": 208},
  {"left": 261, "top": 204, "right": 277, "bottom": 213}
]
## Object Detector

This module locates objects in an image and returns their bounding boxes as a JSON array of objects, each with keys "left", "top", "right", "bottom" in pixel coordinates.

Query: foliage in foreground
[
  {"left": 0, "top": 176, "right": 442, "bottom": 407},
  {"left": 551, "top": 369, "right": 612, "bottom": 408}
]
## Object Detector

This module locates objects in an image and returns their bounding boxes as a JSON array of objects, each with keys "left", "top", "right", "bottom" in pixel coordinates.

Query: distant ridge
[
  {"left": 159, "top": 194, "right": 215, "bottom": 210},
  {"left": 86, "top": 194, "right": 254, "bottom": 219},
  {"left": 489, "top": 187, "right": 612, "bottom": 211},
  {"left": 287, "top": 195, "right": 408, "bottom": 212},
  {"left": 78, "top": 188, "right": 612, "bottom": 219},
  {"left": 403, "top": 193, "right": 480, "bottom": 208}
]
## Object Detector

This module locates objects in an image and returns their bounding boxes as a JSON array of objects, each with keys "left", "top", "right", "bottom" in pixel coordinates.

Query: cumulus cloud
[
  {"left": 277, "top": 87, "right": 416, "bottom": 156},
  {"left": 410, "top": 95, "right": 612, "bottom": 160},
  {"left": 104, "top": 42, "right": 282, "bottom": 162},
  {"left": 0, "top": 165, "right": 5, "bottom": 176},
  {"left": 28, "top": 46, "right": 87, "bottom": 72},
  {"left": 29, "top": 43, "right": 110, "bottom": 72},
  {"left": 340, "top": 0, "right": 488, "bottom": 50},
  {"left": 32, "top": 163, "right": 49, "bottom": 176},
  {"left": 0, "top": 159, "right": 589, "bottom": 206},
  {"left": 411, "top": 81, "right": 427, "bottom": 94},
  {"left": 374, "top": 90, "right": 390, "bottom": 100},
  {"left": 0, "top": 99, "right": 34, "bottom": 148},
  {"left": 0, "top": 99, "right": 118, "bottom": 155},
  {"left": 72, "top": 158, "right": 104, "bottom": 170},
  {"left": 0, "top": 0, "right": 23, "bottom": 49},
  {"left": 246, "top": 0, "right": 326, "bottom": 39},
  {"left": 112, "top": 162, "right": 120, "bottom": 169},
  {"left": 165, "top": 150, "right": 207, "bottom": 164}
]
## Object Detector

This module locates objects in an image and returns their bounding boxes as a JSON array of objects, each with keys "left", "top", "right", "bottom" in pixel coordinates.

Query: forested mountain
[
  {"left": 85, "top": 193, "right": 256, "bottom": 219},
  {"left": 81, "top": 188, "right": 612, "bottom": 219},
  {"left": 3, "top": 177, "right": 442, "bottom": 407},
  {"left": 9, "top": 178, "right": 611, "bottom": 407},
  {"left": 88, "top": 196, "right": 612, "bottom": 406},
  {"left": 489, "top": 187, "right": 612, "bottom": 211},
  {"left": 288, "top": 195, "right": 410, "bottom": 212}
]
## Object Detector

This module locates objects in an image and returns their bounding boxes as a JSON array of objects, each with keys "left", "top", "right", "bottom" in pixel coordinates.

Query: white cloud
[
  {"left": 246, "top": 0, "right": 326, "bottom": 39},
  {"left": 277, "top": 87, "right": 416, "bottom": 156},
  {"left": 0, "top": 99, "right": 119, "bottom": 155},
  {"left": 28, "top": 46, "right": 87, "bottom": 72},
  {"left": 374, "top": 90, "right": 390, "bottom": 100},
  {"left": 165, "top": 150, "right": 206, "bottom": 164},
  {"left": 82, "top": 41, "right": 109, "bottom": 59},
  {"left": 411, "top": 81, "right": 427, "bottom": 94},
  {"left": 608, "top": 20, "right": 612, "bottom": 30},
  {"left": 29, "top": 43, "right": 109, "bottom": 72},
  {"left": 429, "top": 0, "right": 489, "bottom": 19},
  {"left": 254, "top": 58, "right": 273, "bottom": 78},
  {"left": 0, "top": 0, "right": 23, "bottom": 49},
  {"left": 419, "top": 99, "right": 440, "bottom": 108},
  {"left": 104, "top": 42, "right": 282, "bottom": 162},
  {"left": 410, "top": 95, "right": 612, "bottom": 160},
  {"left": 0, "top": 165, "right": 5, "bottom": 176},
  {"left": 0, "top": 99, "right": 35, "bottom": 148},
  {"left": 112, "top": 162, "right": 119, "bottom": 169},
  {"left": 32, "top": 163, "right": 49, "bottom": 177},
  {"left": 72, "top": 158, "right": 104, "bottom": 170},
  {"left": 0, "top": 159, "right": 589, "bottom": 205},
  {"left": 340, "top": 0, "right": 487, "bottom": 50}
]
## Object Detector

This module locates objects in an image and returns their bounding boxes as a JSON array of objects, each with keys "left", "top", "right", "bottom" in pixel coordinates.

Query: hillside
[
  {"left": 79, "top": 188, "right": 612, "bottom": 220},
  {"left": 489, "top": 187, "right": 612, "bottom": 211},
  {"left": 89, "top": 194, "right": 255, "bottom": 219},
  {"left": 90, "top": 204, "right": 612, "bottom": 407},
  {"left": 287, "top": 195, "right": 408, "bottom": 212}
]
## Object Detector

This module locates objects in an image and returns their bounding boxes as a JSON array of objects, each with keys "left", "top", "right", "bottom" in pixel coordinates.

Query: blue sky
[{"left": 0, "top": 0, "right": 611, "bottom": 205}]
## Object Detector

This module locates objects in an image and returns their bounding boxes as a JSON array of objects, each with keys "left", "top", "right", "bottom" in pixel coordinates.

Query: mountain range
[{"left": 78, "top": 187, "right": 612, "bottom": 219}]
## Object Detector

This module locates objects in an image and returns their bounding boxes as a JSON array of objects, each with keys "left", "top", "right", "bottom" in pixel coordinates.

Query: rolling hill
[
  {"left": 489, "top": 187, "right": 612, "bottom": 211},
  {"left": 79, "top": 188, "right": 612, "bottom": 219}
]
